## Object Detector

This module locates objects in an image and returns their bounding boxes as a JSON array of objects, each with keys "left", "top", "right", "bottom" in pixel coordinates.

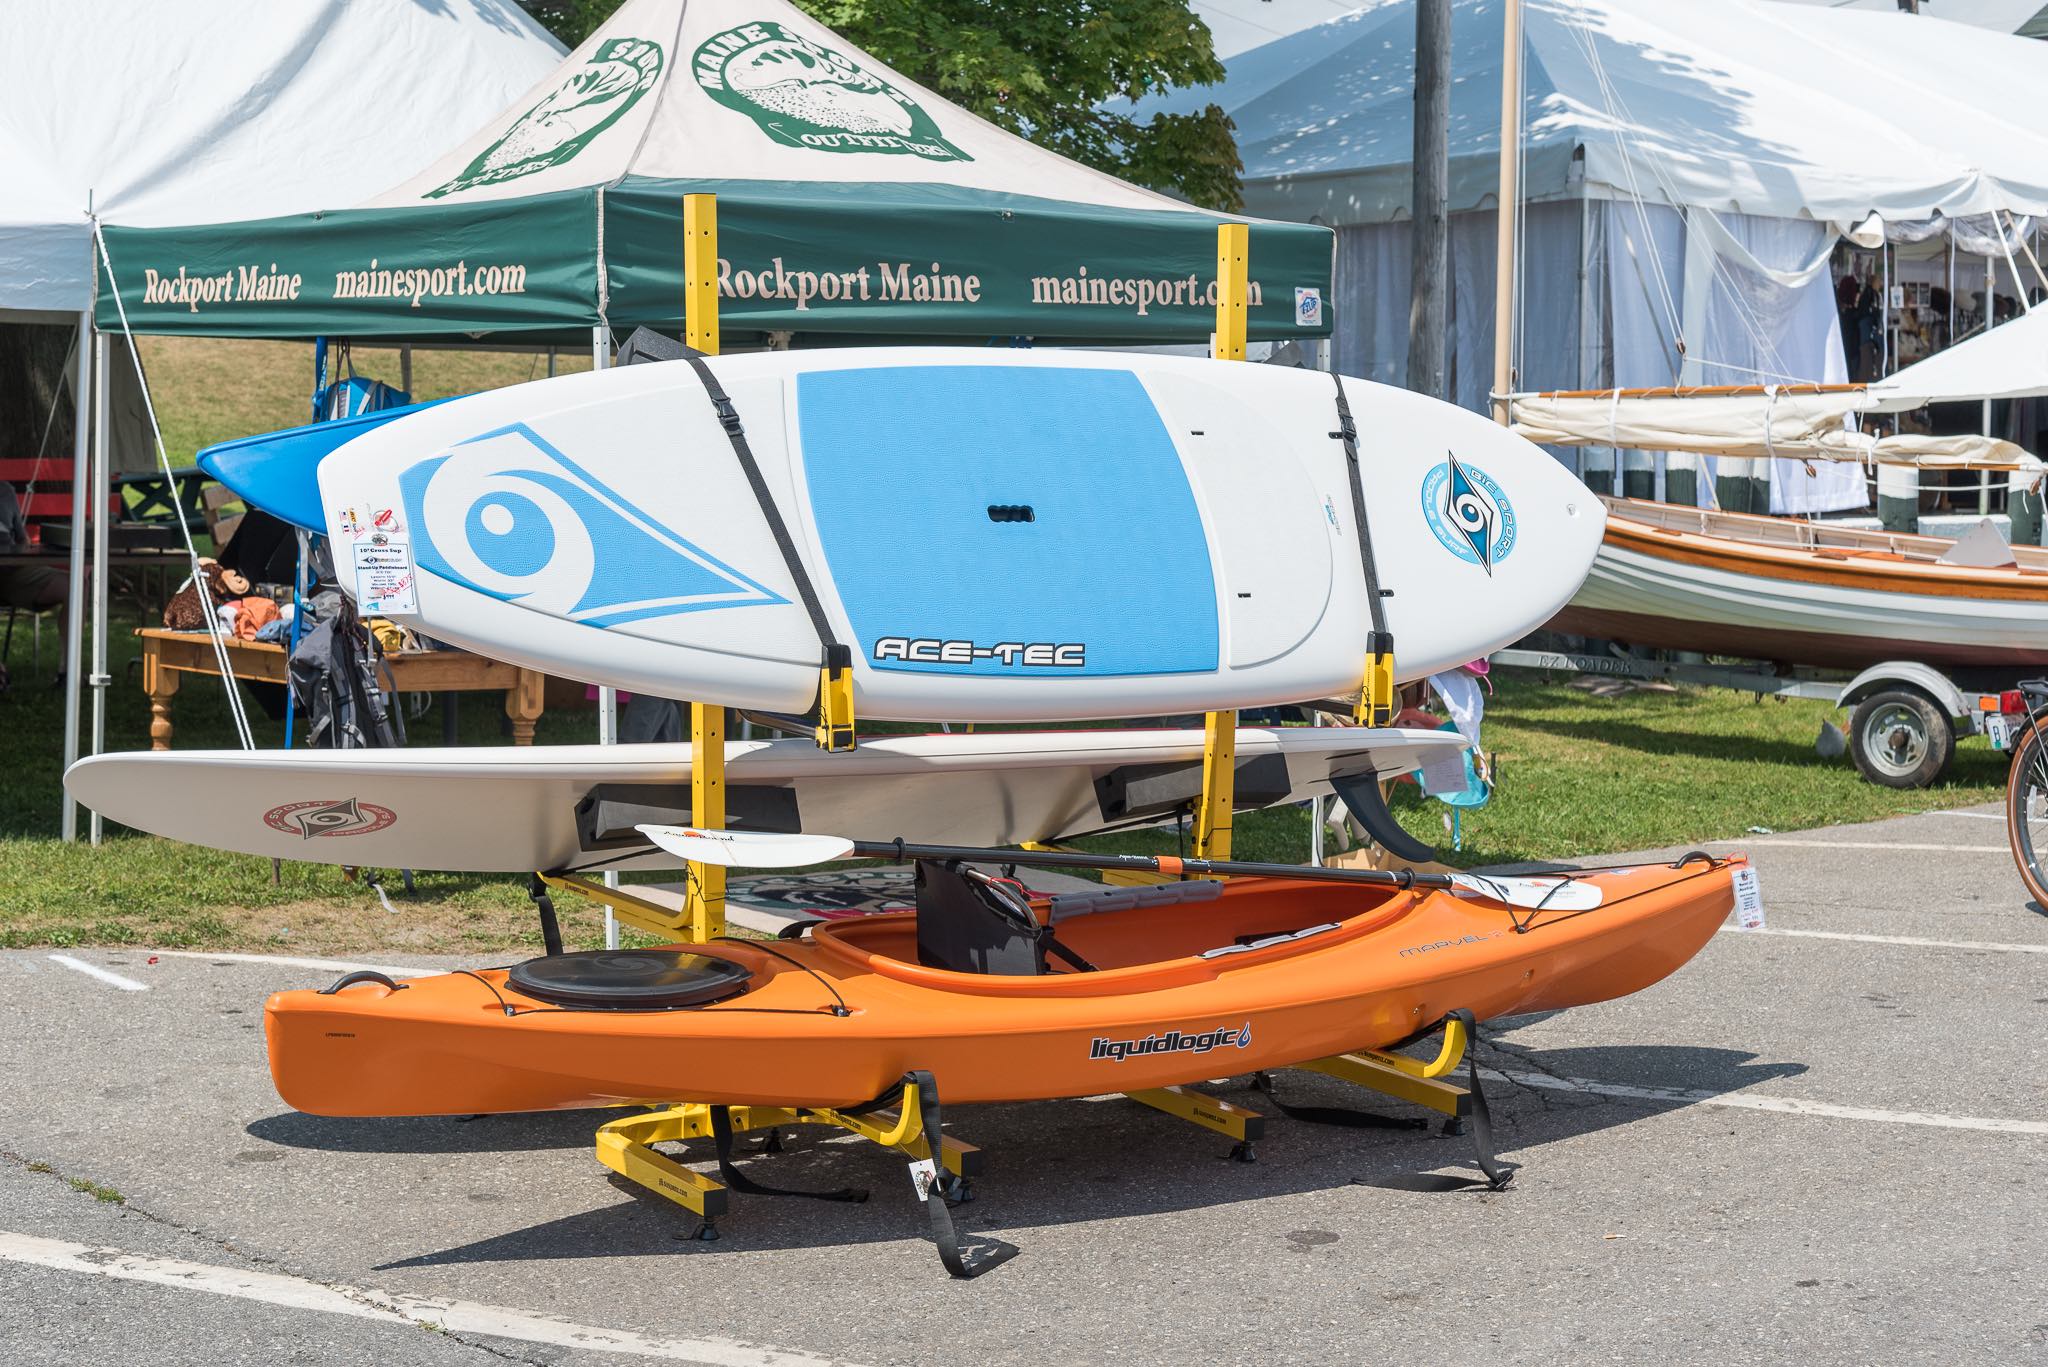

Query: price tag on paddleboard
[
  {"left": 1731, "top": 866, "right": 1765, "bottom": 931},
  {"left": 907, "top": 1156, "right": 939, "bottom": 1202},
  {"left": 353, "top": 539, "right": 418, "bottom": 616}
]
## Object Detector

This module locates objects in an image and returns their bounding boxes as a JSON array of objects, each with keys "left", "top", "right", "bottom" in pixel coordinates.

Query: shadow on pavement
[
  {"left": 322, "top": 1040, "right": 1805, "bottom": 1271},
  {"left": 248, "top": 1108, "right": 599, "bottom": 1154}
]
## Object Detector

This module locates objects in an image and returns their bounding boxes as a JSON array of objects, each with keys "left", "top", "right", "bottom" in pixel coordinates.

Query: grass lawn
[
  {"left": 136, "top": 336, "right": 589, "bottom": 466},
  {"left": 0, "top": 338, "right": 2008, "bottom": 953}
]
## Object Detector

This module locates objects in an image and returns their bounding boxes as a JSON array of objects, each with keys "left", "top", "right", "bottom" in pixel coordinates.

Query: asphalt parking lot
[{"left": 2, "top": 803, "right": 2043, "bottom": 1365}]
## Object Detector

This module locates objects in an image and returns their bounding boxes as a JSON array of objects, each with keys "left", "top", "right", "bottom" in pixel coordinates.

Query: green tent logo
[
  {"left": 428, "top": 38, "right": 665, "bottom": 198},
  {"left": 693, "top": 22, "right": 970, "bottom": 162}
]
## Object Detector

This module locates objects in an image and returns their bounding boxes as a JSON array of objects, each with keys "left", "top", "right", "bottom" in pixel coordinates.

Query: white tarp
[
  {"left": 0, "top": 0, "right": 563, "bottom": 314},
  {"left": 374, "top": 0, "right": 1191, "bottom": 215},
  {"left": 1867, "top": 304, "right": 2048, "bottom": 409},
  {"left": 1510, "top": 391, "right": 2038, "bottom": 470},
  {"left": 1513, "top": 304, "right": 2048, "bottom": 465},
  {"left": 1164, "top": 0, "right": 2048, "bottom": 229}
]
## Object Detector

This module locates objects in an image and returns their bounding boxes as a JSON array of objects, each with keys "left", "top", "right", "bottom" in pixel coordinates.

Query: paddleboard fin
[{"left": 1328, "top": 771, "right": 1440, "bottom": 866}]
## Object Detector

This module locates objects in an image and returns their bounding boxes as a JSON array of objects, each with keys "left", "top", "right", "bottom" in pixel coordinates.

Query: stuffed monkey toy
[{"left": 163, "top": 558, "right": 251, "bottom": 630}]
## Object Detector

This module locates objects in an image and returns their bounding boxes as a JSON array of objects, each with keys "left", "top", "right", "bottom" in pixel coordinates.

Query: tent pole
[
  {"left": 59, "top": 311, "right": 92, "bottom": 842},
  {"left": 591, "top": 323, "right": 619, "bottom": 949},
  {"left": 88, "top": 330, "right": 112, "bottom": 846},
  {"left": 1490, "top": 0, "right": 1523, "bottom": 426},
  {"left": 1984, "top": 253, "right": 1996, "bottom": 517},
  {"left": 1405, "top": 0, "right": 1449, "bottom": 402}
]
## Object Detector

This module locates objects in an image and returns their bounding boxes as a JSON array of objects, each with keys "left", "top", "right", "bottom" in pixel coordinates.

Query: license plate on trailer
[{"left": 1986, "top": 714, "right": 2014, "bottom": 751}]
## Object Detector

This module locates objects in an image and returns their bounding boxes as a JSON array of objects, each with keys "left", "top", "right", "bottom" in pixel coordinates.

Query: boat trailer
[{"left": 1492, "top": 646, "right": 2032, "bottom": 789}]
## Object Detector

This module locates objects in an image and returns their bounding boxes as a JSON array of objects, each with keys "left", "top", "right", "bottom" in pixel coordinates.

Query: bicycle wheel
[{"left": 2004, "top": 713, "right": 2048, "bottom": 907}]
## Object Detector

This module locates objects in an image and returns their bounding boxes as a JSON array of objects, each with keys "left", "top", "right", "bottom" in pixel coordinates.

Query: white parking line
[
  {"left": 46, "top": 955, "right": 147, "bottom": 992},
  {"left": 1924, "top": 810, "right": 2005, "bottom": 821},
  {"left": 1711, "top": 839, "right": 2006, "bottom": 853},
  {"left": 0, "top": 1232, "right": 844, "bottom": 1365},
  {"left": 147, "top": 950, "right": 424, "bottom": 978},
  {"left": 1492, "top": 1070, "right": 2048, "bottom": 1135},
  {"left": 1722, "top": 926, "right": 2048, "bottom": 954}
]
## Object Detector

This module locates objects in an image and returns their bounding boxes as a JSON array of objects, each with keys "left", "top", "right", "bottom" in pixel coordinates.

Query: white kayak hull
[{"left": 64, "top": 727, "right": 1466, "bottom": 873}]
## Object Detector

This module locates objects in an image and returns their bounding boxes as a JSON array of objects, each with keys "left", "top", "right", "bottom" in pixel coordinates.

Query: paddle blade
[
  {"left": 1447, "top": 874, "right": 1604, "bottom": 912},
  {"left": 636, "top": 825, "right": 854, "bottom": 869}
]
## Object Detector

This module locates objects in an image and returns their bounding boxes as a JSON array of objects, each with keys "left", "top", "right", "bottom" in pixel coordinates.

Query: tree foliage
[{"left": 516, "top": 0, "right": 1241, "bottom": 208}]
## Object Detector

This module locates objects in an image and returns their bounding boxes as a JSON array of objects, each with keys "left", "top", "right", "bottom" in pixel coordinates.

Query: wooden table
[{"left": 138, "top": 628, "right": 545, "bottom": 750}]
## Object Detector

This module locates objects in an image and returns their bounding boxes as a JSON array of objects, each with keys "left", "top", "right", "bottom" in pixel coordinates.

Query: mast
[{"left": 1490, "top": 0, "right": 1523, "bottom": 425}]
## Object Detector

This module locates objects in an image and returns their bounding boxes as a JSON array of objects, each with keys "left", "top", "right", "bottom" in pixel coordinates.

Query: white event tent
[
  {"left": 0, "top": 0, "right": 564, "bottom": 315},
  {"left": 0, "top": 0, "right": 564, "bottom": 840},
  {"left": 1161, "top": 0, "right": 2048, "bottom": 513}
]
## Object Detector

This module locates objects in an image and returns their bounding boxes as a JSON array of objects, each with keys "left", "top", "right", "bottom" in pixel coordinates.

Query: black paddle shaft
[{"left": 843, "top": 839, "right": 1461, "bottom": 892}]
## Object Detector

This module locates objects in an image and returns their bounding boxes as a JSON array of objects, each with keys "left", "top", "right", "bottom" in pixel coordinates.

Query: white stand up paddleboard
[
  {"left": 307, "top": 348, "right": 1600, "bottom": 721},
  {"left": 64, "top": 727, "right": 1465, "bottom": 874}
]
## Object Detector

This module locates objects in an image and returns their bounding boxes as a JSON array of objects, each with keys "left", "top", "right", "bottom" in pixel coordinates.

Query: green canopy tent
[{"left": 96, "top": 0, "right": 1335, "bottom": 345}]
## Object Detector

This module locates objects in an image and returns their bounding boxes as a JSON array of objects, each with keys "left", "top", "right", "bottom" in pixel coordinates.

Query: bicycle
[{"left": 2002, "top": 678, "right": 2048, "bottom": 907}]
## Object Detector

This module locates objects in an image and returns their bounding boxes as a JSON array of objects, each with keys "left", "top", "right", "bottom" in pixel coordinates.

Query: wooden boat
[
  {"left": 1550, "top": 496, "right": 2048, "bottom": 670},
  {"left": 265, "top": 853, "right": 1741, "bottom": 1117}
]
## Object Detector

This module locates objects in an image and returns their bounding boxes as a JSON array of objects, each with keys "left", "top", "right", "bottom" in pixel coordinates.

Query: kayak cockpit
[{"left": 808, "top": 862, "right": 1424, "bottom": 997}]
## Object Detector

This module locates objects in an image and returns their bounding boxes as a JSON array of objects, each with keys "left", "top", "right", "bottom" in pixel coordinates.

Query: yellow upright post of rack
[
  {"left": 1193, "top": 222, "right": 1250, "bottom": 862},
  {"left": 682, "top": 192, "right": 726, "bottom": 941},
  {"left": 684, "top": 193, "right": 718, "bottom": 353}
]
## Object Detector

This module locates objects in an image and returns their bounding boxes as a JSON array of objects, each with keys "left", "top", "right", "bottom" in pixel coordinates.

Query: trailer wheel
[{"left": 1849, "top": 689, "right": 1953, "bottom": 788}]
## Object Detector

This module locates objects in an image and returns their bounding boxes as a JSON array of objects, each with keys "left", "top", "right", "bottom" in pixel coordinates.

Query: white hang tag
[
  {"left": 352, "top": 538, "right": 418, "bottom": 616},
  {"left": 1731, "top": 866, "right": 1765, "bottom": 931},
  {"left": 907, "top": 1156, "right": 939, "bottom": 1202}
]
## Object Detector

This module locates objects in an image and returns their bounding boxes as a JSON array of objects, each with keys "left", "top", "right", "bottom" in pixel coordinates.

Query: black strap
[
  {"left": 680, "top": 350, "right": 848, "bottom": 678},
  {"left": 527, "top": 875, "right": 563, "bottom": 957},
  {"left": 1331, "top": 374, "right": 1390, "bottom": 640},
  {"left": 1039, "top": 932, "right": 1099, "bottom": 975},
  {"left": 1260, "top": 1011, "right": 1517, "bottom": 1191},
  {"left": 900, "top": 1070, "right": 1017, "bottom": 1279},
  {"left": 1447, "top": 1009, "right": 1516, "bottom": 1190},
  {"left": 707, "top": 1104, "right": 868, "bottom": 1204}
]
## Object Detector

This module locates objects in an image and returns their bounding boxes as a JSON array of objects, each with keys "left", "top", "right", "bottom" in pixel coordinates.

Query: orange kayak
[{"left": 267, "top": 855, "right": 1741, "bottom": 1117}]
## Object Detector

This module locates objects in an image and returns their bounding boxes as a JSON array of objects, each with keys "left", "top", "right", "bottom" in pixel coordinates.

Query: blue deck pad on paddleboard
[{"left": 797, "top": 366, "right": 1219, "bottom": 677}]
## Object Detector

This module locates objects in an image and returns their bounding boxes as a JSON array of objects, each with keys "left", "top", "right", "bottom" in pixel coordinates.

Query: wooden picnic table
[{"left": 137, "top": 627, "right": 545, "bottom": 750}]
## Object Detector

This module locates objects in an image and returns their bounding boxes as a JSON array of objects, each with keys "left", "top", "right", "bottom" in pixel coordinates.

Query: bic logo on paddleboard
[
  {"left": 1089, "top": 1021, "right": 1253, "bottom": 1063},
  {"left": 428, "top": 39, "right": 664, "bottom": 198},
  {"left": 262, "top": 799, "right": 396, "bottom": 840},
  {"left": 1420, "top": 452, "right": 1518, "bottom": 574},
  {"left": 397, "top": 424, "right": 786, "bottom": 629},
  {"left": 693, "top": 21, "right": 970, "bottom": 162},
  {"left": 873, "top": 637, "right": 1085, "bottom": 668}
]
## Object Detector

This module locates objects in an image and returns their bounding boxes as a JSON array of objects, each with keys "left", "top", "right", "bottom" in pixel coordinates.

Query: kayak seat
[{"left": 916, "top": 860, "right": 1097, "bottom": 976}]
